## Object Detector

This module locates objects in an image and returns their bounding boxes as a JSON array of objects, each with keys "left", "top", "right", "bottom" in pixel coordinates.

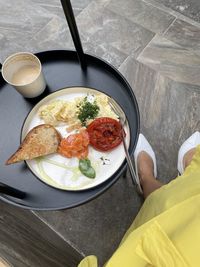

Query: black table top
[{"left": 0, "top": 50, "right": 139, "bottom": 210}]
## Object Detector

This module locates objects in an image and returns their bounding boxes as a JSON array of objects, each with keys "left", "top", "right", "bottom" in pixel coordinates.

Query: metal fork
[{"left": 108, "top": 98, "right": 142, "bottom": 193}]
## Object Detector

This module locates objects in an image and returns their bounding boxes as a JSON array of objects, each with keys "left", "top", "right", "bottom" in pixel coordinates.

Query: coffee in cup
[{"left": 1, "top": 52, "right": 46, "bottom": 98}]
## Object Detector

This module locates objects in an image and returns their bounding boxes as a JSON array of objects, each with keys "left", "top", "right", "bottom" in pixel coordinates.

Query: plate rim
[{"left": 21, "top": 86, "right": 131, "bottom": 191}]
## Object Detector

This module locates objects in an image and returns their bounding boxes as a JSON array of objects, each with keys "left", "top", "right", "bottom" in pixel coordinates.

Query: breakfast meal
[
  {"left": 6, "top": 90, "right": 127, "bottom": 187},
  {"left": 6, "top": 124, "right": 61, "bottom": 165},
  {"left": 38, "top": 94, "right": 118, "bottom": 130}
]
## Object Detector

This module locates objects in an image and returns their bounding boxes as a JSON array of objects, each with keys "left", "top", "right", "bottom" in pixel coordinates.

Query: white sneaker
[
  {"left": 177, "top": 131, "right": 200, "bottom": 174},
  {"left": 134, "top": 134, "right": 157, "bottom": 194}
]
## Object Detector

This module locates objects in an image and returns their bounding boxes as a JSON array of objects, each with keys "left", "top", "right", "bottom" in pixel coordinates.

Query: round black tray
[{"left": 0, "top": 50, "right": 140, "bottom": 210}]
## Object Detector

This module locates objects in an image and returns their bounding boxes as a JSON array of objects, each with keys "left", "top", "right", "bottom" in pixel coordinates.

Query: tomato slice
[
  {"left": 87, "top": 117, "right": 123, "bottom": 151},
  {"left": 58, "top": 129, "right": 89, "bottom": 159}
]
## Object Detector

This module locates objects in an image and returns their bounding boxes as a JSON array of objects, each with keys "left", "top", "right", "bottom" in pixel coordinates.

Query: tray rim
[{"left": 0, "top": 49, "right": 140, "bottom": 210}]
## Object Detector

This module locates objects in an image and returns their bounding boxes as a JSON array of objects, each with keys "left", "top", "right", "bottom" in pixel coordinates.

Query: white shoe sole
[
  {"left": 177, "top": 131, "right": 200, "bottom": 174},
  {"left": 134, "top": 134, "right": 157, "bottom": 194}
]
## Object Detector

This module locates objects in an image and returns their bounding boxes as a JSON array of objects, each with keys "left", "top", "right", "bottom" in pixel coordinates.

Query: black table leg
[{"left": 60, "top": 0, "right": 87, "bottom": 70}]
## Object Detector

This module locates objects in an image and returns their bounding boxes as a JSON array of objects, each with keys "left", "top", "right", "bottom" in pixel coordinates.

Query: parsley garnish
[{"left": 77, "top": 97, "right": 99, "bottom": 126}]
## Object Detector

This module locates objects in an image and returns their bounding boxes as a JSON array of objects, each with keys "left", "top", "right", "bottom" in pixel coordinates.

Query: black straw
[{"left": 60, "top": 0, "right": 87, "bottom": 69}]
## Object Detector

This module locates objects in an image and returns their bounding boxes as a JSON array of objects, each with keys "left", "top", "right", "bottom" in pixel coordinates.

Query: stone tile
[
  {"left": 0, "top": 29, "right": 32, "bottom": 62},
  {"left": 144, "top": 1, "right": 200, "bottom": 32},
  {"left": 82, "top": 39, "right": 128, "bottom": 68},
  {"left": 107, "top": 0, "right": 175, "bottom": 34},
  {"left": 26, "top": 16, "right": 74, "bottom": 53},
  {"left": 35, "top": 175, "right": 142, "bottom": 265},
  {"left": 25, "top": 4, "right": 127, "bottom": 68},
  {"left": 34, "top": 0, "right": 93, "bottom": 17},
  {"left": 0, "top": 0, "right": 52, "bottom": 34},
  {"left": 0, "top": 0, "right": 56, "bottom": 61},
  {"left": 149, "top": 0, "right": 200, "bottom": 23},
  {"left": 36, "top": 5, "right": 66, "bottom": 19},
  {"left": 76, "top": 1, "right": 155, "bottom": 58},
  {"left": 137, "top": 35, "right": 200, "bottom": 86},
  {"left": 26, "top": 18, "right": 126, "bottom": 69},
  {"left": 0, "top": 202, "right": 82, "bottom": 267},
  {"left": 164, "top": 19, "right": 200, "bottom": 54},
  {"left": 33, "top": 0, "right": 92, "bottom": 9},
  {"left": 71, "top": 0, "right": 94, "bottom": 15},
  {"left": 22, "top": 0, "right": 155, "bottom": 67},
  {"left": 119, "top": 56, "right": 200, "bottom": 182},
  {"left": 33, "top": 0, "right": 62, "bottom": 5}
]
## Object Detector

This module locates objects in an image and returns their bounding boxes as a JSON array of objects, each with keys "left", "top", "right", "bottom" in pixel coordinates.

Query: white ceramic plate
[{"left": 22, "top": 87, "right": 130, "bottom": 191}]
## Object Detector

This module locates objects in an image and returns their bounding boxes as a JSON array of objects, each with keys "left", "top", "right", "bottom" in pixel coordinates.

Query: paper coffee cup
[{"left": 1, "top": 52, "right": 46, "bottom": 98}]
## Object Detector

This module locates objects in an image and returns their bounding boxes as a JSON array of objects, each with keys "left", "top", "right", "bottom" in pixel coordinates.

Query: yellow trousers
[{"left": 78, "top": 145, "right": 200, "bottom": 267}]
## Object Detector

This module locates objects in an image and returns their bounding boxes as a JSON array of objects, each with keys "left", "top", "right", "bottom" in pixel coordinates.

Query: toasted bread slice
[{"left": 6, "top": 124, "right": 61, "bottom": 165}]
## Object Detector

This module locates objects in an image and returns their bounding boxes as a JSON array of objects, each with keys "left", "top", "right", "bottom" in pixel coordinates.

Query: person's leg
[
  {"left": 137, "top": 147, "right": 196, "bottom": 199},
  {"left": 137, "top": 151, "right": 162, "bottom": 199},
  {"left": 183, "top": 148, "right": 196, "bottom": 170},
  {"left": 122, "top": 142, "right": 200, "bottom": 242}
]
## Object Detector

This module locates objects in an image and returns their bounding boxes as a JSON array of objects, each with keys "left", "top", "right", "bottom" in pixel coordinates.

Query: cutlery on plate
[{"left": 109, "top": 98, "right": 142, "bottom": 193}]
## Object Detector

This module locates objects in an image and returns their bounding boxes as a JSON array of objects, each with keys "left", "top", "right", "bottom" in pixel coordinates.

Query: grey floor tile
[
  {"left": 35, "top": 4, "right": 66, "bottom": 19},
  {"left": 0, "top": 29, "right": 33, "bottom": 62},
  {"left": 0, "top": 0, "right": 52, "bottom": 34},
  {"left": 33, "top": 0, "right": 92, "bottom": 9},
  {"left": 137, "top": 35, "right": 200, "bottom": 86},
  {"left": 0, "top": 0, "right": 56, "bottom": 61},
  {"left": 26, "top": 16, "right": 127, "bottom": 68},
  {"left": 34, "top": 0, "right": 93, "bottom": 17},
  {"left": 150, "top": 0, "right": 200, "bottom": 23},
  {"left": 25, "top": 0, "right": 155, "bottom": 67},
  {"left": 83, "top": 40, "right": 128, "bottom": 68},
  {"left": 119, "top": 56, "right": 200, "bottom": 182},
  {"left": 107, "top": 0, "right": 175, "bottom": 34},
  {"left": 71, "top": 0, "right": 94, "bottom": 15},
  {"left": 0, "top": 202, "right": 82, "bottom": 267},
  {"left": 76, "top": 1, "right": 155, "bottom": 58},
  {"left": 26, "top": 16, "right": 74, "bottom": 53},
  {"left": 144, "top": 0, "right": 200, "bottom": 30},
  {"left": 35, "top": 175, "right": 142, "bottom": 265},
  {"left": 164, "top": 19, "right": 200, "bottom": 54},
  {"left": 25, "top": 2, "right": 129, "bottom": 67},
  {"left": 32, "top": 0, "right": 61, "bottom": 5}
]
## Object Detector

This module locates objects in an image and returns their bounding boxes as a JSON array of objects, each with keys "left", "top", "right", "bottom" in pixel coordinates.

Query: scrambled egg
[{"left": 38, "top": 93, "right": 118, "bottom": 130}]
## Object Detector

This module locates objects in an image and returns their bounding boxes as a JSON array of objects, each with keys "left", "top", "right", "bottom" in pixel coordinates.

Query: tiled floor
[
  {"left": 1, "top": 0, "right": 200, "bottom": 265},
  {"left": 153, "top": 0, "right": 200, "bottom": 22}
]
